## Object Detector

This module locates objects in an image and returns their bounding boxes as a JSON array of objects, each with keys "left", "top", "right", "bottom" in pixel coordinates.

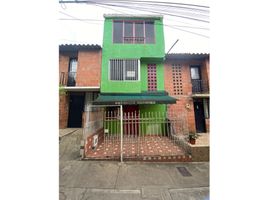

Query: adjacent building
[
  {"left": 164, "top": 53, "right": 210, "bottom": 133},
  {"left": 59, "top": 44, "right": 101, "bottom": 128}
]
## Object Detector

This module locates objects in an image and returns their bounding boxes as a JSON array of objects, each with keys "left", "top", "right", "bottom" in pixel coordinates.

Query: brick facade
[
  {"left": 164, "top": 55, "right": 210, "bottom": 133},
  {"left": 59, "top": 45, "right": 102, "bottom": 128},
  {"left": 76, "top": 50, "right": 102, "bottom": 87},
  {"left": 59, "top": 94, "right": 69, "bottom": 128}
]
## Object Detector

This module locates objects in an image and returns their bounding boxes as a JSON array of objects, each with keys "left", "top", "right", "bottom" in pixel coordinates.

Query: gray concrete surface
[{"left": 59, "top": 129, "right": 209, "bottom": 200}]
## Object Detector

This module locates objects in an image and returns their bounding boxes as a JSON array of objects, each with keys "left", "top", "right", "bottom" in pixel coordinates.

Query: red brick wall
[
  {"left": 76, "top": 50, "right": 102, "bottom": 87},
  {"left": 164, "top": 59, "right": 210, "bottom": 133},
  {"left": 59, "top": 49, "right": 102, "bottom": 129},
  {"left": 59, "top": 55, "right": 69, "bottom": 77},
  {"left": 59, "top": 94, "right": 69, "bottom": 128}
]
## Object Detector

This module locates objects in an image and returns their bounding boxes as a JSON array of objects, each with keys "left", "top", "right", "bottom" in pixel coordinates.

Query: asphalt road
[{"left": 59, "top": 129, "right": 209, "bottom": 200}]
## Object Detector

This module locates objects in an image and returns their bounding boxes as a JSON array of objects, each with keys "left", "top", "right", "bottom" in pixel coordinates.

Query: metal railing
[
  {"left": 192, "top": 79, "right": 209, "bottom": 94},
  {"left": 123, "top": 37, "right": 145, "bottom": 44},
  {"left": 59, "top": 72, "right": 76, "bottom": 86},
  {"left": 83, "top": 107, "right": 189, "bottom": 160}
]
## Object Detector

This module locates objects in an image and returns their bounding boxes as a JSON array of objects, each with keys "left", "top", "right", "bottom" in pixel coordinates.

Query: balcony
[
  {"left": 191, "top": 80, "right": 209, "bottom": 96},
  {"left": 123, "top": 37, "right": 145, "bottom": 44},
  {"left": 59, "top": 72, "right": 76, "bottom": 86}
]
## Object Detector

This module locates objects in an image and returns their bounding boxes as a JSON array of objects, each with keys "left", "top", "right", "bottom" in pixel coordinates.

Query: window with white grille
[{"left": 110, "top": 59, "right": 139, "bottom": 81}]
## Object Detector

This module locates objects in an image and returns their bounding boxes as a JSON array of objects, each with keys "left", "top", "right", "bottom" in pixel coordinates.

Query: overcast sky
[{"left": 58, "top": 0, "right": 209, "bottom": 53}]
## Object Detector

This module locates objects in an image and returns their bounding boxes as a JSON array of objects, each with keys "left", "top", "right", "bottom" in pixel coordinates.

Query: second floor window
[
  {"left": 113, "top": 20, "right": 155, "bottom": 44},
  {"left": 109, "top": 59, "right": 139, "bottom": 81},
  {"left": 67, "top": 58, "right": 77, "bottom": 86}
]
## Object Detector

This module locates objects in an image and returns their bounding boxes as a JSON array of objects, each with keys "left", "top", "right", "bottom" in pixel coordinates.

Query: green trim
[{"left": 93, "top": 91, "right": 176, "bottom": 105}]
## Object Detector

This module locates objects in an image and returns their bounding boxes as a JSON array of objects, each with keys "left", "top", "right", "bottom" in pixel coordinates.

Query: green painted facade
[
  {"left": 101, "top": 15, "right": 169, "bottom": 134},
  {"left": 101, "top": 15, "right": 165, "bottom": 93}
]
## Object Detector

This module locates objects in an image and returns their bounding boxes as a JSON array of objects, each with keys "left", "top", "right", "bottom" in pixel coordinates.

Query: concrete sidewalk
[
  {"left": 59, "top": 128, "right": 80, "bottom": 139},
  {"left": 60, "top": 161, "right": 209, "bottom": 200},
  {"left": 59, "top": 130, "right": 209, "bottom": 200}
]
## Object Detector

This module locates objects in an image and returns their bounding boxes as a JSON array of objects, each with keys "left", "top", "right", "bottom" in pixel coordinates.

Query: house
[
  {"left": 59, "top": 44, "right": 102, "bottom": 128},
  {"left": 164, "top": 53, "right": 210, "bottom": 134},
  {"left": 58, "top": 15, "right": 209, "bottom": 161},
  {"left": 93, "top": 14, "right": 176, "bottom": 117}
]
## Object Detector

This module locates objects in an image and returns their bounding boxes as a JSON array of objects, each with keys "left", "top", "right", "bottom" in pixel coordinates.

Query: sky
[{"left": 58, "top": 0, "right": 209, "bottom": 53}]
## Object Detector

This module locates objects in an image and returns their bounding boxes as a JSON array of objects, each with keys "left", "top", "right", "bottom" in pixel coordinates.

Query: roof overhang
[
  {"left": 93, "top": 91, "right": 176, "bottom": 105},
  {"left": 165, "top": 53, "right": 209, "bottom": 61},
  {"left": 63, "top": 86, "right": 100, "bottom": 92},
  {"left": 140, "top": 57, "right": 164, "bottom": 63}
]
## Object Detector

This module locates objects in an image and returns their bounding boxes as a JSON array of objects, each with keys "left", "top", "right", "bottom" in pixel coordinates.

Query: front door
[
  {"left": 67, "top": 93, "right": 85, "bottom": 128},
  {"left": 194, "top": 100, "right": 206, "bottom": 133},
  {"left": 123, "top": 105, "right": 139, "bottom": 136}
]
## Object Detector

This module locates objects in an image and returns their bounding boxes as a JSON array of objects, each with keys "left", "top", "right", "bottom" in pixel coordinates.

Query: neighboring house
[
  {"left": 164, "top": 53, "right": 210, "bottom": 133},
  {"left": 59, "top": 44, "right": 102, "bottom": 128},
  {"left": 93, "top": 14, "right": 176, "bottom": 115}
]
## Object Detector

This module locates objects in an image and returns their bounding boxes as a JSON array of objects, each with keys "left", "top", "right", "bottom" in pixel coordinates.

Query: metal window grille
[{"left": 110, "top": 59, "right": 139, "bottom": 81}]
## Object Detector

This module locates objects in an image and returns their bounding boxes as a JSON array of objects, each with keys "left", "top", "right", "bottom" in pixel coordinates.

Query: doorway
[
  {"left": 67, "top": 93, "right": 85, "bottom": 128},
  {"left": 123, "top": 105, "right": 139, "bottom": 136},
  {"left": 193, "top": 100, "right": 206, "bottom": 133}
]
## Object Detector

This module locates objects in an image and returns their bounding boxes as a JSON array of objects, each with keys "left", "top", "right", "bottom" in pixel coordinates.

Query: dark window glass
[
  {"left": 110, "top": 60, "right": 123, "bottom": 80},
  {"left": 113, "top": 21, "right": 123, "bottom": 43},
  {"left": 124, "top": 22, "right": 133, "bottom": 37},
  {"left": 135, "top": 22, "right": 144, "bottom": 37},
  {"left": 145, "top": 21, "right": 155, "bottom": 43}
]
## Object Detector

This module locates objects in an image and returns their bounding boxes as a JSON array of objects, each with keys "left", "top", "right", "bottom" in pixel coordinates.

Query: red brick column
[{"left": 59, "top": 94, "right": 69, "bottom": 128}]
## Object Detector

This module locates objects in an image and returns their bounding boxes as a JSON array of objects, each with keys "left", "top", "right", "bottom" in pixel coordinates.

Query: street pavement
[{"left": 59, "top": 129, "right": 209, "bottom": 200}]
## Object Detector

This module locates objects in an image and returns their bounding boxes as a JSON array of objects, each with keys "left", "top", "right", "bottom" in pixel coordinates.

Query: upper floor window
[
  {"left": 113, "top": 20, "right": 155, "bottom": 44},
  {"left": 190, "top": 66, "right": 201, "bottom": 80},
  {"left": 67, "top": 58, "right": 77, "bottom": 86},
  {"left": 109, "top": 59, "right": 140, "bottom": 81}
]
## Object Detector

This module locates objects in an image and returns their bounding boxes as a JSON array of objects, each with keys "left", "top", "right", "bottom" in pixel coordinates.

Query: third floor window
[{"left": 113, "top": 20, "right": 155, "bottom": 44}]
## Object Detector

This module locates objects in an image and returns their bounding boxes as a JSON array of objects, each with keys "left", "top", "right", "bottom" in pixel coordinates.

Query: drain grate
[{"left": 176, "top": 167, "right": 192, "bottom": 176}]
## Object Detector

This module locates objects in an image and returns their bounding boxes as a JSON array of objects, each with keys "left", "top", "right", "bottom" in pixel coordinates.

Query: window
[
  {"left": 145, "top": 21, "right": 155, "bottom": 43},
  {"left": 113, "top": 21, "right": 123, "bottom": 43},
  {"left": 190, "top": 66, "right": 201, "bottom": 80},
  {"left": 67, "top": 58, "right": 77, "bottom": 86},
  {"left": 110, "top": 59, "right": 139, "bottom": 81},
  {"left": 203, "top": 98, "right": 210, "bottom": 119},
  {"left": 113, "top": 20, "right": 155, "bottom": 44}
]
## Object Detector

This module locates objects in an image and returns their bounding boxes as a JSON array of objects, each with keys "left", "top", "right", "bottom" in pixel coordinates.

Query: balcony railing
[
  {"left": 123, "top": 37, "right": 145, "bottom": 44},
  {"left": 59, "top": 72, "right": 76, "bottom": 86},
  {"left": 192, "top": 79, "right": 209, "bottom": 94}
]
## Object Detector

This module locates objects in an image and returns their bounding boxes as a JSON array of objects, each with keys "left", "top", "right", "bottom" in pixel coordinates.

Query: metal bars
[{"left": 110, "top": 59, "right": 139, "bottom": 81}]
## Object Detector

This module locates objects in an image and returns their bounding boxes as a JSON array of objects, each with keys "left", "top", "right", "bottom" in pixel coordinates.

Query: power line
[
  {"left": 59, "top": 17, "right": 209, "bottom": 30},
  {"left": 59, "top": 0, "right": 209, "bottom": 9},
  {"left": 58, "top": 0, "right": 210, "bottom": 23},
  {"left": 86, "top": 2, "right": 210, "bottom": 23}
]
